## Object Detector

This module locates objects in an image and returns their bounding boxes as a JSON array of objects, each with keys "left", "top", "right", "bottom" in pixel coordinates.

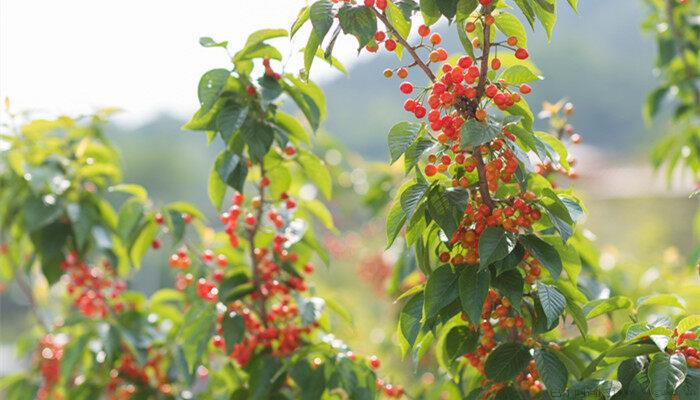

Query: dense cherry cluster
[
  {"left": 106, "top": 350, "right": 173, "bottom": 400},
  {"left": 60, "top": 251, "right": 126, "bottom": 318},
  {"left": 36, "top": 335, "right": 64, "bottom": 400},
  {"left": 674, "top": 330, "right": 700, "bottom": 368}
]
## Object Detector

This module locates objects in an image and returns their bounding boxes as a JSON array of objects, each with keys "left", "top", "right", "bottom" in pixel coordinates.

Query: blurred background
[{"left": 2, "top": 0, "right": 698, "bottom": 388}]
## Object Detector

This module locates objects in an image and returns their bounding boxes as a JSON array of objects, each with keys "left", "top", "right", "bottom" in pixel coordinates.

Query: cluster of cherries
[
  {"left": 36, "top": 335, "right": 64, "bottom": 400},
  {"left": 60, "top": 251, "right": 126, "bottom": 318},
  {"left": 461, "top": 289, "right": 543, "bottom": 399},
  {"left": 674, "top": 330, "right": 700, "bottom": 369},
  {"left": 105, "top": 350, "right": 173, "bottom": 400}
]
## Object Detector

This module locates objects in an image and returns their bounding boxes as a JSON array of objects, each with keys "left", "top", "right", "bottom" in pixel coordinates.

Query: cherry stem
[{"left": 372, "top": 8, "right": 436, "bottom": 83}]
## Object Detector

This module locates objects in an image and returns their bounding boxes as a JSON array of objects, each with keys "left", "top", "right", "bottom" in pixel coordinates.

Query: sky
[{"left": 0, "top": 0, "right": 374, "bottom": 125}]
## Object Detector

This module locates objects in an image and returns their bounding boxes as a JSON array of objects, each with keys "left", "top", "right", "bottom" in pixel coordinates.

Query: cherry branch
[
  {"left": 375, "top": 6, "right": 496, "bottom": 210},
  {"left": 247, "top": 160, "right": 269, "bottom": 326},
  {"left": 372, "top": 9, "right": 436, "bottom": 82}
]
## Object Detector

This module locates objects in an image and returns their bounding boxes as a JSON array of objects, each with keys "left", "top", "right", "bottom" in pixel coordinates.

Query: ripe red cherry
[
  {"left": 465, "top": 22, "right": 476, "bottom": 33},
  {"left": 515, "top": 48, "right": 529, "bottom": 60},
  {"left": 244, "top": 213, "right": 256, "bottom": 225},
  {"left": 368, "top": 355, "right": 381, "bottom": 369},
  {"left": 376, "top": 0, "right": 387, "bottom": 10},
  {"left": 480, "top": 0, "right": 492, "bottom": 5},
  {"left": 519, "top": 84, "right": 532, "bottom": 94},
  {"left": 507, "top": 36, "right": 518, "bottom": 46},
  {"left": 384, "top": 39, "right": 397, "bottom": 51},
  {"left": 425, "top": 164, "right": 437, "bottom": 177},
  {"left": 491, "top": 58, "right": 501, "bottom": 70},
  {"left": 374, "top": 31, "right": 386, "bottom": 42},
  {"left": 418, "top": 24, "right": 430, "bottom": 37},
  {"left": 364, "top": 0, "right": 375, "bottom": 7},
  {"left": 414, "top": 105, "right": 426, "bottom": 118},
  {"left": 458, "top": 56, "right": 473, "bottom": 68},
  {"left": 154, "top": 213, "right": 164, "bottom": 224},
  {"left": 399, "top": 82, "right": 413, "bottom": 94},
  {"left": 429, "top": 33, "right": 442, "bottom": 45},
  {"left": 403, "top": 99, "right": 416, "bottom": 112},
  {"left": 151, "top": 239, "right": 161, "bottom": 249},
  {"left": 396, "top": 67, "right": 408, "bottom": 79}
]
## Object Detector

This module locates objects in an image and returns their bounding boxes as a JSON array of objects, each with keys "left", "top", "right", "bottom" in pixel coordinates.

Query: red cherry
[
  {"left": 425, "top": 164, "right": 437, "bottom": 177},
  {"left": 403, "top": 99, "right": 416, "bottom": 112},
  {"left": 519, "top": 84, "right": 532, "bottom": 94},
  {"left": 399, "top": 82, "right": 413, "bottom": 94},
  {"left": 374, "top": 31, "right": 386, "bottom": 42},
  {"left": 515, "top": 48, "right": 529, "bottom": 60},
  {"left": 376, "top": 0, "right": 387, "bottom": 10},
  {"left": 418, "top": 24, "right": 430, "bottom": 37},
  {"left": 368, "top": 355, "right": 380, "bottom": 369},
  {"left": 364, "top": 0, "right": 375, "bottom": 7},
  {"left": 154, "top": 213, "right": 164, "bottom": 224},
  {"left": 384, "top": 39, "right": 397, "bottom": 51}
]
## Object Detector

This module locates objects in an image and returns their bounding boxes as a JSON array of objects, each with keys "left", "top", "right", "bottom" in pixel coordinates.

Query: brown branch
[
  {"left": 467, "top": 6, "right": 496, "bottom": 210},
  {"left": 372, "top": 9, "right": 436, "bottom": 82},
  {"left": 247, "top": 160, "right": 269, "bottom": 327},
  {"left": 665, "top": 0, "right": 700, "bottom": 113}
]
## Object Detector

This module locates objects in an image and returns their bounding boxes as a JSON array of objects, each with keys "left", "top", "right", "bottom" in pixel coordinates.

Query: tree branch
[{"left": 372, "top": 9, "right": 436, "bottom": 82}]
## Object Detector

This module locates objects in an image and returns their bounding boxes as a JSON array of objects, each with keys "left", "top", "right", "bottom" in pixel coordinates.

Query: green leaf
[
  {"left": 386, "top": 1, "right": 411, "bottom": 58},
  {"left": 222, "top": 312, "right": 245, "bottom": 354},
  {"left": 386, "top": 198, "right": 407, "bottom": 248},
  {"left": 130, "top": 220, "right": 158, "bottom": 269},
  {"left": 513, "top": 0, "right": 536, "bottom": 28},
  {"left": 313, "top": 47, "right": 348, "bottom": 74},
  {"left": 179, "top": 302, "right": 216, "bottom": 373},
  {"left": 499, "top": 65, "right": 541, "bottom": 85},
  {"left": 423, "top": 265, "right": 459, "bottom": 321},
  {"left": 636, "top": 294, "right": 686, "bottom": 311},
  {"left": 246, "top": 354, "right": 284, "bottom": 400},
  {"left": 197, "top": 69, "right": 230, "bottom": 113},
  {"left": 310, "top": 0, "right": 334, "bottom": 42},
  {"left": 492, "top": 269, "right": 524, "bottom": 306},
  {"left": 459, "top": 267, "right": 490, "bottom": 324},
  {"left": 484, "top": 342, "right": 532, "bottom": 382},
  {"left": 337, "top": 5, "right": 377, "bottom": 50},
  {"left": 677, "top": 315, "right": 700, "bottom": 334},
  {"left": 648, "top": 353, "right": 687, "bottom": 400},
  {"left": 274, "top": 111, "right": 311, "bottom": 145},
  {"left": 165, "top": 202, "right": 206, "bottom": 222},
  {"left": 305, "top": 31, "right": 321, "bottom": 75},
  {"left": 437, "top": 323, "right": 478, "bottom": 374},
  {"left": 109, "top": 184, "right": 148, "bottom": 202},
  {"left": 398, "top": 292, "right": 424, "bottom": 357},
  {"left": 478, "top": 227, "right": 516, "bottom": 269},
  {"left": 456, "top": 0, "right": 478, "bottom": 22},
  {"left": 643, "top": 86, "right": 669, "bottom": 125},
  {"left": 290, "top": 6, "right": 310, "bottom": 38},
  {"left": 199, "top": 36, "right": 228, "bottom": 48},
  {"left": 426, "top": 185, "right": 462, "bottom": 238},
  {"left": 60, "top": 333, "right": 90, "bottom": 384},
  {"left": 302, "top": 199, "right": 337, "bottom": 232},
  {"left": 23, "top": 196, "right": 63, "bottom": 232},
  {"left": 297, "top": 149, "right": 332, "bottom": 199},
  {"left": 388, "top": 122, "right": 424, "bottom": 163},
  {"left": 530, "top": 0, "right": 556, "bottom": 41},
  {"left": 400, "top": 182, "right": 429, "bottom": 220},
  {"left": 534, "top": 348, "right": 568, "bottom": 397},
  {"left": 420, "top": 0, "right": 441, "bottom": 25},
  {"left": 583, "top": 296, "right": 633, "bottom": 320},
  {"left": 207, "top": 163, "right": 227, "bottom": 211},
  {"left": 216, "top": 103, "right": 248, "bottom": 144},
  {"left": 536, "top": 282, "right": 566, "bottom": 328},
  {"left": 436, "top": 0, "right": 459, "bottom": 20},
  {"left": 494, "top": 12, "right": 528, "bottom": 48},
  {"left": 520, "top": 234, "right": 563, "bottom": 280},
  {"left": 404, "top": 137, "right": 434, "bottom": 173},
  {"left": 460, "top": 119, "right": 501, "bottom": 148},
  {"left": 215, "top": 150, "right": 248, "bottom": 192}
]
